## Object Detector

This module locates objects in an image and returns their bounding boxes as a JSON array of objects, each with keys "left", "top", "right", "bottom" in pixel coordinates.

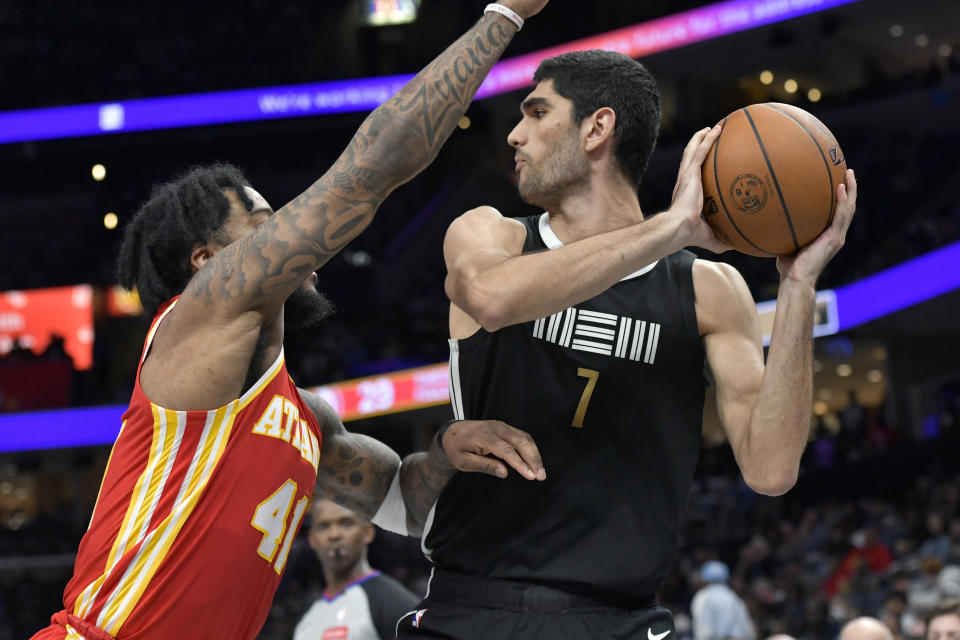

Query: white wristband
[
  {"left": 484, "top": 3, "right": 523, "bottom": 32},
  {"left": 370, "top": 469, "right": 409, "bottom": 536}
]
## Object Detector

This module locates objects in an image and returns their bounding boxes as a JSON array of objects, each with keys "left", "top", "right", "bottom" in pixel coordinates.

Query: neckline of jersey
[
  {"left": 321, "top": 570, "right": 382, "bottom": 602},
  {"left": 538, "top": 212, "right": 659, "bottom": 282}
]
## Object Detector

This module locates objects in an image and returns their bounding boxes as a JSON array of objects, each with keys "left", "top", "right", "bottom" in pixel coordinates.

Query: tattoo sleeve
[
  {"left": 301, "top": 387, "right": 395, "bottom": 517},
  {"left": 315, "top": 431, "right": 401, "bottom": 521},
  {"left": 303, "top": 389, "right": 456, "bottom": 535},
  {"left": 398, "top": 437, "right": 456, "bottom": 537},
  {"left": 184, "top": 14, "right": 517, "bottom": 315}
]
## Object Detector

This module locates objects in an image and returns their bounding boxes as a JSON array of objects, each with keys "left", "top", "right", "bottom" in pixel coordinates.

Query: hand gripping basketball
[
  {"left": 670, "top": 125, "right": 730, "bottom": 254},
  {"left": 777, "top": 168, "right": 857, "bottom": 284},
  {"left": 441, "top": 420, "right": 547, "bottom": 481}
]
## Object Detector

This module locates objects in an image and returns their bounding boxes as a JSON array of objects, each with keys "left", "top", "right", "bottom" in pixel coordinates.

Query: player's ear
[
  {"left": 190, "top": 243, "right": 213, "bottom": 273},
  {"left": 363, "top": 522, "right": 375, "bottom": 545},
  {"left": 583, "top": 107, "right": 616, "bottom": 153}
]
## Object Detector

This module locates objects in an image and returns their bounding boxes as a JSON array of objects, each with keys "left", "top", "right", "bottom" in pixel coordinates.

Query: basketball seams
[
  {"left": 741, "top": 106, "right": 800, "bottom": 253},
  {"left": 712, "top": 116, "right": 778, "bottom": 257},
  {"left": 760, "top": 103, "right": 836, "bottom": 236}
]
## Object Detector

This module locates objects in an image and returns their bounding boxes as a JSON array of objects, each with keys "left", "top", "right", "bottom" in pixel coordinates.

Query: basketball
[{"left": 701, "top": 103, "right": 847, "bottom": 257}]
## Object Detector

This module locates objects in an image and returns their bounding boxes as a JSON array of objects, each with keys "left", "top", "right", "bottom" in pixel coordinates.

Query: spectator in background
[
  {"left": 910, "top": 557, "right": 947, "bottom": 618},
  {"left": 839, "top": 617, "right": 894, "bottom": 640},
  {"left": 40, "top": 334, "right": 68, "bottom": 362},
  {"left": 691, "top": 561, "right": 756, "bottom": 640},
  {"left": 842, "top": 390, "right": 866, "bottom": 433},
  {"left": 813, "top": 420, "right": 838, "bottom": 469},
  {"left": 926, "top": 600, "right": 960, "bottom": 640},
  {"left": 920, "top": 513, "right": 952, "bottom": 564},
  {"left": 826, "top": 529, "right": 894, "bottom": 598},
  {"left": 938, "top": 567, "right": 960, "bottom": 601},
  {"left": 877, "top": 592, "right": 909, "bottom": 639},
  {"left": 948, "top": 520, "right": 960, "bottom": 566},
  {"left": 294, "top": 499, "right": 419, "bottom": 640}
]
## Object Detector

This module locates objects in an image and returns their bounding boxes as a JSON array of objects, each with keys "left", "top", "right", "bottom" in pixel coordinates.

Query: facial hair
[
  {"left": 517, "top": 125, "right": 590, "bottom": 209},
  {"left": 284, "top": 281, "right": 335, "bottom": 331}
]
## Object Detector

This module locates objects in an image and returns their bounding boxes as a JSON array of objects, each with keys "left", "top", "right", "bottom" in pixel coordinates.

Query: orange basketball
[{"left": 701, "top": 103, "right": 847, "bottom": 257}]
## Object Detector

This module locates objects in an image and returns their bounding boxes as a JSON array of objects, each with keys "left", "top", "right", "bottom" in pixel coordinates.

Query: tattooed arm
[
  {"left": 184, "top": 10, "right": 529, "bottom": 320},
  {"left": 300, "top": 390, "right": 546, "bottom": 537},
  {"left": 140, "top": 1, "right": 549, "bottom": 410}
]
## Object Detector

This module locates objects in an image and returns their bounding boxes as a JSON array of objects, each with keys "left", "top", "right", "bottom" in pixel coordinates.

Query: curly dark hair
[
  {"left": 533, "top": 50, "right": 661, "bottom": 190},
  {"left": 117, "top": 163, "right": 254, "bottom": 316}
]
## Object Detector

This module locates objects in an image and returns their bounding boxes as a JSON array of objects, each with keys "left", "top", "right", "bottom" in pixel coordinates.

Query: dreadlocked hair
[{"left": 117, "top": 163, "right": 254, "bottom": 316}]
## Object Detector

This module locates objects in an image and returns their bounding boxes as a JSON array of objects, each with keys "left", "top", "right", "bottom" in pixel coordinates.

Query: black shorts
[{"left": 395, "top": 570, "right": 675, "bottom": 640}]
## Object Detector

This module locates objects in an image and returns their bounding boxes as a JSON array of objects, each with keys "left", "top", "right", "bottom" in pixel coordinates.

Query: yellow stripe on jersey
[
  {"left": 74, "top": 406, "right": 167, "bottom": 618},
  {"left": 97, "top": 402, "right": 237, "bottom": 636},
  {"left": 128, "top": 408, "right": 182, "bottom": 550},
  {"left": 74, "top": 300, "right": 182, "bottom": 620},
  {"left": 65, "top": 624, "right": 86, "bottom": 640}
]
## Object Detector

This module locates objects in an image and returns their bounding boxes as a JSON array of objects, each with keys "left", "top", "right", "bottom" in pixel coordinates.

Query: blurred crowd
[{"left": 0, "top": 336, "right": 72, "bottom": 413}]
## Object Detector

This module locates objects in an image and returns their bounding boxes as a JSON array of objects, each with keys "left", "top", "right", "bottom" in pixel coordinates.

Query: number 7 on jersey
[{"left": 572, "top": 368, "right": 599, "bottom": 428}]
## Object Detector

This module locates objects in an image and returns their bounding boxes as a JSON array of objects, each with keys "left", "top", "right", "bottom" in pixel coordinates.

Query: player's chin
[{"left": 284, "top": 285, "right": 335, "bottom": 331}]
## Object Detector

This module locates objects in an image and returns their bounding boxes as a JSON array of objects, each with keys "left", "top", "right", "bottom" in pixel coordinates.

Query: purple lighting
[
  {"left": 0, "top": 76, "right": 414, "bottom": 145},
  {"left": 0, "top": 405, "right": 125, "bottom": 453},
  {"left": 0, "top": 0, "right": 860, "bottom": 145},
  {"left": 0, "top": 239, "right": 957, "bottom": 453},
  {"left": 834, "top": 240, "right": 960, "bottom": 330}
]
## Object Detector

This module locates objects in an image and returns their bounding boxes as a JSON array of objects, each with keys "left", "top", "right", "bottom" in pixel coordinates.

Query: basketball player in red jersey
[{"left": 30, "top": 3, "right": 550, "bottom": 639}]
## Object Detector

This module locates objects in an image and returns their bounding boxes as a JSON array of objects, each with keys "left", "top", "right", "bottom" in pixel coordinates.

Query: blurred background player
[
  {"left": 293, "top": 499, "right": 418, "bottom": 640},
  {"left": 691, "top": 561, "right": 756, "bottom": 640}
]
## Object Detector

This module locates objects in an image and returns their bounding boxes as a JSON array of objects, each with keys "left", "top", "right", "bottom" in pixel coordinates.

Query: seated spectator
[
  {"left": 691, "top": 561, "right": 756, "bottom": 640},
  {"left": 926, "top": 600, "right": 960, "bottom": 640},
  {"left": 839, "top": 617, "right": 893, "bottom": 640}
]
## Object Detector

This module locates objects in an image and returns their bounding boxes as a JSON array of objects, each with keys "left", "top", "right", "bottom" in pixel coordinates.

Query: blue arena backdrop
[
  {"left": 0, "top": 239, "right": 957, "bottom": 453},
  {"left": 0, "top": 0, "right": 860, "bottom": 145}
]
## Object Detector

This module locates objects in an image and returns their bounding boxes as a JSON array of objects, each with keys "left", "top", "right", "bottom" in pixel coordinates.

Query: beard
[
  {"left": 284, "top": 281, "right": 335, "bottom": 331},
  {"left": 517, "top": 129, "right": 590, "bottom": 209}
]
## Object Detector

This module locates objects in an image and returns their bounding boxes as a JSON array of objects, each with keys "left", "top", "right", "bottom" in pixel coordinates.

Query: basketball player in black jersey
[{"left": 396, "top": 50, "right": 857, "bottom": 639}]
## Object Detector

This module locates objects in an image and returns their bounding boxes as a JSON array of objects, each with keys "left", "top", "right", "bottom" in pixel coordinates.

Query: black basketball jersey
[{"left": 423, "top": 213, "right": 708, "bottom": 602}]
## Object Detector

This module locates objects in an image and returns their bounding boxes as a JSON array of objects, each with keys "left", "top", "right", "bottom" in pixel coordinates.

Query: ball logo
[
  {"left": 703, "top": 196, "right": 719, "bottom": 216},
  {"left": 829, "top": 146, "right": 845, "bottom": 166},
  {"left": 730, "top": 174, "right": 768, "bottom": 214}
]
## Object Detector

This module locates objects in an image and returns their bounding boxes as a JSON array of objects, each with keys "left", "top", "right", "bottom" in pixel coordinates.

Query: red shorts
[{"left": 30, "top": 611, "right": 116, "bottom": 640}]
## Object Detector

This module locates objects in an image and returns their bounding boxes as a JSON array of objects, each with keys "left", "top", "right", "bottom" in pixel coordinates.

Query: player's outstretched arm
[
  {"left": 300, "top": 391, "right": 545, "bottom": 536},
  {"left": 180, "top": 2, "right": 547, "bottom": 324},
  {"left": 701, "top": 170, "right": 857, "bottom": 496},
  {"left": 445, "top": 126, "right": 724, "bottom": 332}
]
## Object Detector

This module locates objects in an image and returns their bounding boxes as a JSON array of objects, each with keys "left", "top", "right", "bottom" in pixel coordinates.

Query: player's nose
[{"left": 507, "top": 121, "right": 525, "bottom": 148}]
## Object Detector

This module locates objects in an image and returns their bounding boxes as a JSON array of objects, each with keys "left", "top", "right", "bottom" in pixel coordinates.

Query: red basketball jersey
[{"left": 45, "top": 299, "right": 323, "bottom": 639}]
